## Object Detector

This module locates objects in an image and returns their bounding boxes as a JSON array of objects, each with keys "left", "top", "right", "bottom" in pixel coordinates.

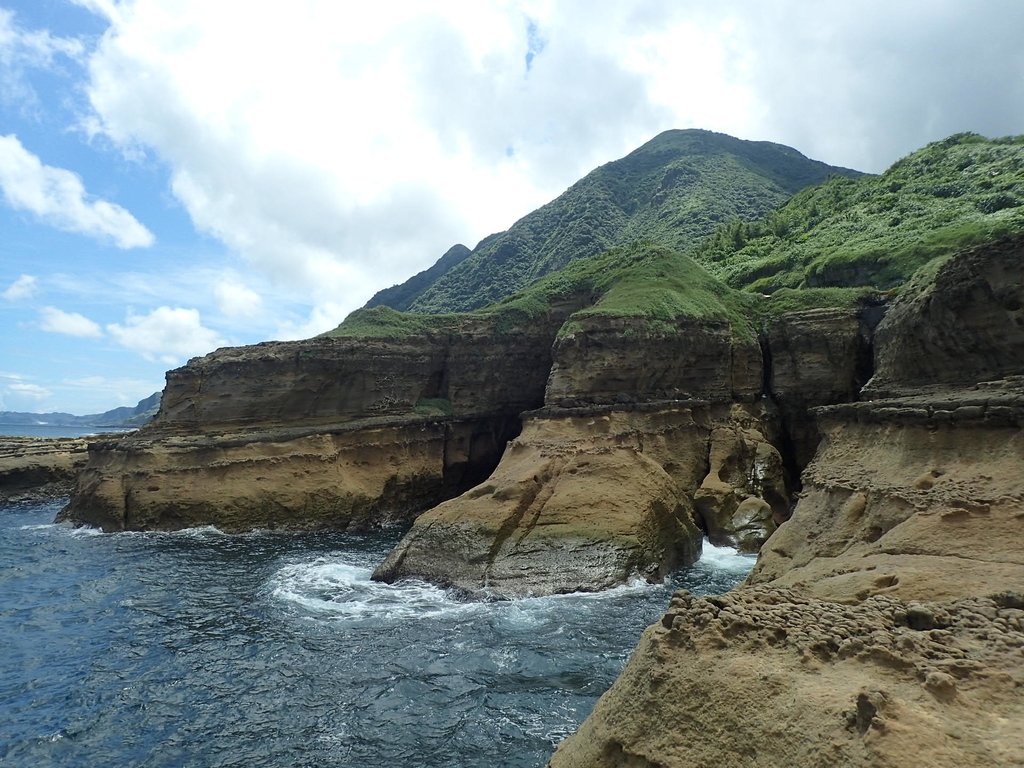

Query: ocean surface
[
  {"left": 0, "top": 425, "right": 134, "bottom": 439},
  {"left": 1, "top": 499, "right": 755, "bottom": 768}
]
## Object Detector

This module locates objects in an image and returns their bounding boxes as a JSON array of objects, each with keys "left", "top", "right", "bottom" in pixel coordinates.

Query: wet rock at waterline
[{"left": 374, "top": 402, "right": 788, "bottom": 596}]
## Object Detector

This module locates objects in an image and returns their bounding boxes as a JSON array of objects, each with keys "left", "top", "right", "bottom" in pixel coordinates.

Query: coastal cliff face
[
  {"left": 548, "top": 236, "right": 1024, "bottom": 767},
  {"left": 764, "top": 305, "right": 876, "bottom": 472},
  {"left": 61, "top": 314, "right": 568, "bottom": 532},
  {"left": 374, "top": 312, "right": 792, "bottom": 596},
  {"left": 0, "top": 437, "right": 94, "bottom": 501}
]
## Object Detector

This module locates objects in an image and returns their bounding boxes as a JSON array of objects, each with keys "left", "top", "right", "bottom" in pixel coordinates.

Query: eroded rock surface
[
  {"left": 549, "top": 236, "right": 1024, "bottom": 766},
  {"left": 61, "top": 314, "right": 570, "bottom": 531},
  {"left": 868, "top": 235, "right": 1024, "bottom": 395},
  {"left": 374, "top": 405, "right": 708, "bottom": 596},
  {"left": 0, "top": 436, "right": 94, "bottom": 501},
  {"left": 764, "top": 305, "right": 877, "bottom": 471},
  {"left": 375, "top": 315, "right": 789, "bottom": 595},
  {"left": 550, "top": 588, "right": 1024, "bottom": 768}
]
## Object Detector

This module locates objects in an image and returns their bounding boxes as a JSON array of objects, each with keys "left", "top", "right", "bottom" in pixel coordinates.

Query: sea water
[
  {"left": 0, "top": 500, "right": 754, "bottom": 767},
  {"left": 0, "top": 425, "right": 134, "bottom": 439}
]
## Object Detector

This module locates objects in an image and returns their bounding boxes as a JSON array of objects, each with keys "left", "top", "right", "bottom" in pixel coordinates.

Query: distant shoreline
[{"left": 0, "top": 424, "right": 135, "bottom": 439}]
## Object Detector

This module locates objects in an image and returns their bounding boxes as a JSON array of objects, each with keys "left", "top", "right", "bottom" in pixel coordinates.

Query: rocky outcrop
[
  {"left": 59, "top": 416, "right": 519, "bottom": 532},
  {"left": 0, "top": 436, "right": 95, "bottom": 501},
  {"left": 374, "top": 404, "right": 709, "bottom": 596},
  {"left": 549, "top": 236, "right": 1024, "bottom": 766},
  {"left": 763, "top": 305, "right": 877, "bottom": 472},
  {"left": 374, "top": 314, "right": 791, "bottom": 594},
  {"left": 867, "top": 236, "right": 1024, "bottom": 396},
  {"left": 692, "top": 413, "right": 788, "bottom": 552},
  {"left": 61, "top": 313, "right": 571, "bottom": 531},
  {"left": 545, "top": 316, "right": 762, "bottom": 406},
  {"left": 549, "top": 587, "right": 1024, "bottom": 767},
  {"left": 752, "top": 386, "right": 1024, "bottom": 601}
]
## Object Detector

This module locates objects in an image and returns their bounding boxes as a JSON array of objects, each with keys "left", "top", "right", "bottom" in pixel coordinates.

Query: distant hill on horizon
[{"left": 0, "top": 392, "right": 162, "bottom": 428}]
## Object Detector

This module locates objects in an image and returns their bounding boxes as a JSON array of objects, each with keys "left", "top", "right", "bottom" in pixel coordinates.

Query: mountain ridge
[
  {"left": 366, "top": 128, "right": 862, "bottom": 314},
  {"left": 0, "top": 391, "right": 161, "bottom": 428}
]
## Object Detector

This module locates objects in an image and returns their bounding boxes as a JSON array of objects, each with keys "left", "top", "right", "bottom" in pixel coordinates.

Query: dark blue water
[{"left": 1, "top": 500, "right": 754, "bottom": 768}]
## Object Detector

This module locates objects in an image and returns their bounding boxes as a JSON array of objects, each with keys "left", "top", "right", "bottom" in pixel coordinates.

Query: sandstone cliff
[
  {"left": 548, "top": 235, "right": 1024, "bottom": 767},
  {"left": 60, "top": 313, "right": 569, "bottom": 532},
  {"left": 0, "top": 437, "right": 95, "bottom": 501},
  {"left": 373, "top": 303, "right": 797, "bottom": 596}
]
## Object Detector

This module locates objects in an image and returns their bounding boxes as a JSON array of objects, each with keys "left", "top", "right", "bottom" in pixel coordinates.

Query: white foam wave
[
  {"left": 696, "top": 539, "right": 757, "bottom": 572},
  {"left": 166, "top": 525, "right": 228, "bottom": 538},
  {"left": 268, "top": 557, "right": 475, "bottom": 622},
  {"left": 18, "top": 522, "right": 104, "bottom": 537}
]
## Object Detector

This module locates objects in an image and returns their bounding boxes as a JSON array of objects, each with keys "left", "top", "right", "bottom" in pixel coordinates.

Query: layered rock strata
[
  {"left": 375, "top": 315, "right": 791, "bottom": 595},
  {"left": 0, "top": 437, "right": 95, "bottom": 501},
  {"left": 764, "top": 305, "right": 877, "bottom": 472},
  {"left": 61, "top": 315, "right": 568, "bottom": 532},
  {"left": 548, "top": 235, "right": 1024, "bottom": 767}
]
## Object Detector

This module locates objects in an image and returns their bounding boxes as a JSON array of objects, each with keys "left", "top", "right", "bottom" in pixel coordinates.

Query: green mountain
[
  {"left": 695, "top": 132, "right": 1024, "bottom": 294},
  {"left": 371, "top": 129, "right": 861, "bottom": 314},
  {"left": 365, "top": 244, "right": 471, "bottom": 311},
  {"left": 0, "top": 392, "right": 162, "bottom": 428},
  {"left": 336, "top": 131, "right": 1024, "bottom": 344}
]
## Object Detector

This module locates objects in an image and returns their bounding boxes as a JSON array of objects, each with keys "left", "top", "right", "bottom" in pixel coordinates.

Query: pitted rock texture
[
  {"left": 374, "top": 403, "right": 788, "bottom": 596},
  {"left": 549, "top": 588, "right": 1024, "bottom": 768},
  {"left": 0, "top": 437, "right": 93, "bottom": 501},
  {"left": 549, "top": 237, "right": 1024, "bottom": 767}
]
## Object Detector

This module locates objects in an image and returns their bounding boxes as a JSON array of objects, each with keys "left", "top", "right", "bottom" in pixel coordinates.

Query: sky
[{"left": 1, "top": 0, "right": 1023, "bottom": 414}]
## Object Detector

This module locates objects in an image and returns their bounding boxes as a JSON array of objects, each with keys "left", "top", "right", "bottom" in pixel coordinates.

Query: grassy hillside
[
  {"left": 695, "top": 133, "right": 1024, "bottom": 293},
  {"left": 333, "top": 132, "right": 1022, "bottom": 348},
  {"left": 379, "top": 129, "right": 860, "bottom": 314},
  {"left": 331, "top": 242, "right": 758, "bottom": 341}
]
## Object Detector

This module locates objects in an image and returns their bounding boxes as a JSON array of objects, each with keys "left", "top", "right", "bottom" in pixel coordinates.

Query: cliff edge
[{"left": 547, "top": 235, "right": 1024, "bottom": 767}]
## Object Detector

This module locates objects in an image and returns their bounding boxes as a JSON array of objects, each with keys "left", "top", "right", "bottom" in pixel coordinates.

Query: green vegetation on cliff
[
  {"left": 696, "top": 133, "right": 1024, "bottom": 293},
  {"left": 373, "top": 129, "right": 859, "bottom": 314},
  {"left": 332, "top": 242, "right": 758, "bottom": 342},
  {"left": 335, "top": 132, "right": 1023, "bottom": 347}
]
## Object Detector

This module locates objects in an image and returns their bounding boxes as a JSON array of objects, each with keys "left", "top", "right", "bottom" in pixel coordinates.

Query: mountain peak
[{"left": 368, "top": 130, "right": 862, "bottom": 315}]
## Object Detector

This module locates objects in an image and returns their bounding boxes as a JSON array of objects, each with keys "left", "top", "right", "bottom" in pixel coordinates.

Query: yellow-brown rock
[
  {"left": 374, "top": 400, "right": 792, "bottom": 596},
  {"left": 692, "top": 406, "right": 788, "bottom": 552},
  {"left": 374, "top": 405, "right": 709, "bottom": 596},
  {"left": 62, "top": 315, "right": 562, "bottom": 531},
  {"left": 549, "top": 587, "right": 1024, "bottom": 768},
  {"left": 549, "top": 236, "right": 1024, "bottom": 767},
  {"left": 0, "top": 436, "right": 95, "bottom": 501}
]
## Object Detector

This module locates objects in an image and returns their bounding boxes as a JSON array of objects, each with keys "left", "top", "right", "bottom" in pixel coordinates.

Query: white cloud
[
  {"left": 9, "top": 381, "right": 51, "bottom": 400},
  {"left": 0, "top": 8, "right": 83, "bottom": 111},
  {"left": 213, "top": 280, "right": 263, "bottom": 319},
  {"left": 274, "top": 301, "right": 354, "bottom": 342},
  {"left": 0, "top": 133, "right": 155, "bottom": 248},
  {"left": 79, "top": 1, "right": 675, "bottom": 324},
  {"left": 106, "top": 306, "right": 225, "bottom": 364},
  {"left": 39, "top": 306, "right": 104, "bottom": 338},
  {"left": 2, "top": 273, "right": 37, "bottom": 300}
]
